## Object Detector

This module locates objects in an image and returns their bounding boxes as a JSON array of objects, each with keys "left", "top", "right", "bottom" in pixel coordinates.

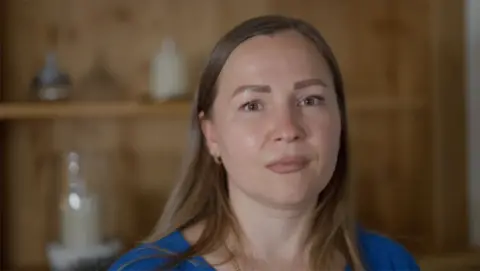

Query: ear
[{"left": 199, "top": 111, "right": 220, "bottom": 157}]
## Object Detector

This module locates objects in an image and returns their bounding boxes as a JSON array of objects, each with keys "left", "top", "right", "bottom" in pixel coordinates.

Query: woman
[{"left": 108, "top": 15, "right": 420, "bottom": 271}]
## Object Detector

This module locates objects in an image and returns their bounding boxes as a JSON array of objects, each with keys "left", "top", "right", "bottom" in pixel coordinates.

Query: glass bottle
[
  {"left": 31, "top": 52, "right": 72, "bottom": 101},
  {"left": 59, "top": 151, "right": 101, "bottom": 251}
]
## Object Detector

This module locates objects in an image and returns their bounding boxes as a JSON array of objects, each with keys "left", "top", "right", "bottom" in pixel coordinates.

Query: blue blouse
[{"left": 108, "top": 230, "right": 420, "bottom": 271}]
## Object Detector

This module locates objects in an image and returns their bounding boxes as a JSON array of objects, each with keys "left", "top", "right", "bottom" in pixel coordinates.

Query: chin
[
  {"left": 258, "top": 183, "right": 321, "bottom": 209},
  {"left": 229, "top": 171, "right": 328, "bottom": 209}
]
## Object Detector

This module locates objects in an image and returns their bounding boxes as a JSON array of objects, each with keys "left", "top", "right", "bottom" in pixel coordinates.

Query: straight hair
[{"left": 146, "top": 15, "right": 365, "bottom": 270}]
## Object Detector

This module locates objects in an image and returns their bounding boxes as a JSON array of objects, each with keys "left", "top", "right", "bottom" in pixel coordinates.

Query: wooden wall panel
[
  {"left": 429, "top": 0, "right": 468, "bottom": 252},
  {"left": 0, "top": 0, "right": 5, "bottom": 266},
  {"left": 349, "top": 108, "right": 434, "bottom": 251},
  {"left": 1, "top": 0, "right": 467, "bottom": 269}
]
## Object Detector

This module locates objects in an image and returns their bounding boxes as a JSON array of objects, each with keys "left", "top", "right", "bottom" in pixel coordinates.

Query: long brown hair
[{"left": 147, "top": 15, "right": 364, "bottom": 270}]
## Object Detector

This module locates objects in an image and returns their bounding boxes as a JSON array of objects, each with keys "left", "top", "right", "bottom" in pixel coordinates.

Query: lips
[{"left": 265, "top": 156, "right": 310, "bottom": 174}]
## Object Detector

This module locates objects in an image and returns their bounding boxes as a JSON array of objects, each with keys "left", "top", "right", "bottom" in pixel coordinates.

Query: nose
[{"left": 271, "top": 109, "right": 306, "bottom": 143}]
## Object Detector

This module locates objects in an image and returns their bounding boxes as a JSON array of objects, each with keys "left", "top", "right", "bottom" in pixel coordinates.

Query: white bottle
[
  {"left": 149, "top": 38, "right": 188, "bottom": 100},
  {"left": 60, "top": 152, "right": 101, "bottom": 251}
]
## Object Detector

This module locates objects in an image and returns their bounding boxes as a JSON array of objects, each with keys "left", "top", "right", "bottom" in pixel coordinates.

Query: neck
[{"left": 227, "top": 187, "right": 317, "bottom": 263}]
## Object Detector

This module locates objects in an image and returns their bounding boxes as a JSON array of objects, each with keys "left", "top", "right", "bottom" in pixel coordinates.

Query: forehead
[{"left": 217, "top": 30, "right": 333, "bottom": 90}]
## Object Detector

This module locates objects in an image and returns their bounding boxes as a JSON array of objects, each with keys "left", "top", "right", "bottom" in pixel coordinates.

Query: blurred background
[{"left": 0, "top": 0, "right": 479, "bottom": 270}]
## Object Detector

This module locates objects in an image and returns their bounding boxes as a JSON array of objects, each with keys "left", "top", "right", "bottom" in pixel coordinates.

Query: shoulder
[
  {"left": 358, "top": 230, "right": 420, "bottom": 271},
  {"left": 107, "top": 231, "right": 201, "bottom": 271}
]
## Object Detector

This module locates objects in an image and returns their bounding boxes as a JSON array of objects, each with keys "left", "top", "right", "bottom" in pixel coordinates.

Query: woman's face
[{"left": 202, "top": 30, "right": 341, "bottom": 208}]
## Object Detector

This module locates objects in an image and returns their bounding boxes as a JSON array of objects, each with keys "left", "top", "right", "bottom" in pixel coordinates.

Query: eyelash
[
  {"left": 298, "top": 95, "right": 325, "bottom": 106},
  {"left": 240, "top": 99, "right": 263, "bottom": 112},
  {"left": 240, "top": 95, "right": 325, "bottom": 112}
]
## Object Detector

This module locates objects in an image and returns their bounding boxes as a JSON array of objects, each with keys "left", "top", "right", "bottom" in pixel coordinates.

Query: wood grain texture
[
  {"left": 1, "top": 0, "right": 6, "bottom": 267},
  {"left": 429, "top": 0, "right": 468, "bottom": 252},
  {"left": 1, "top": 0, "right": 468, "bottom": 269},
  {"left": 419, "top": 250, "right": 480, "bottom": 271}
]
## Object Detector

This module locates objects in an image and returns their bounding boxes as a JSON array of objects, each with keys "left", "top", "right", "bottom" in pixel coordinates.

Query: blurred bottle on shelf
[
  {"left": 46, "top": 151, "right": 122, "bottom": 271},
  {"left": 59, "top": 151, "right": 101, "bottom": 250},
  {"left": 73, "top": 51, "right": 126, "bottom": 101},
  {"left": 31, "top": 52, "right": 72, "bottom": 101},
  {"left": 149, "top": 37, "right": 188, "bottom": 101}
]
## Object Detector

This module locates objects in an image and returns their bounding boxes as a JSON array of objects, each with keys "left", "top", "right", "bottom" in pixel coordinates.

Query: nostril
[{"left": 275, "top": 131, "right": 302, "bottom": 142}]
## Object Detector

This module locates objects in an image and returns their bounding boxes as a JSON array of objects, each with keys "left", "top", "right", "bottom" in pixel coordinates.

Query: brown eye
[
  {"left": 299, "top": 95, "right": 324, "bottom": 106},
  {"left": 241, "top": 100, "right": 263, "bottom": 112}
]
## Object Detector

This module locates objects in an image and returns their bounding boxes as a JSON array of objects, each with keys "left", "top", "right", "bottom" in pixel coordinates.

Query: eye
[
  {"left": 240, "top": 100, "right": 263, "bottom": 112},
  {"left": 298, "top": 95, "right": 325, "bottom": 106}
]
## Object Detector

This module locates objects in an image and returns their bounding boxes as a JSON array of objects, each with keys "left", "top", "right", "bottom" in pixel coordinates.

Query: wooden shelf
[
  {"left": 0, "top": 98, "right": 427, "bottom": 120},
  {"left": 0, "top": 101, "right": 193, "bottom": 120}
]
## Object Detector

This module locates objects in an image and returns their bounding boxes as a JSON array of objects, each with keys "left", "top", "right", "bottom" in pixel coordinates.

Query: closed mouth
[{"left": 265, "top": 156, "right": 310, "bottom": 174}]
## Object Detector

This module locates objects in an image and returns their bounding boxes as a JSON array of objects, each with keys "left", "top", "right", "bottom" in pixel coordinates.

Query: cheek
[
  {"left": 219, "top": 118, "right": 265, "bottom": 158},
  {"left": 306, "top": 110, "right": 341, "bottom": 150}
]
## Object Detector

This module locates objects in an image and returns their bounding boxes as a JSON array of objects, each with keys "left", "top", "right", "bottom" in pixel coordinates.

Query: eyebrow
[
  {"left": 294, "top": 78, "right": 327, "bottom": 89},
  {"left": 232, "top": 78, "right": 327, "bottom": 98},
  {"left": 232, "top": 85, "right": 271, "bottom": 97}
]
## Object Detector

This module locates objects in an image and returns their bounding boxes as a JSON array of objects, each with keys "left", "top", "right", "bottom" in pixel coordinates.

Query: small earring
[{"left": 213, "top": 155, "right": 222, "bottom": 164}]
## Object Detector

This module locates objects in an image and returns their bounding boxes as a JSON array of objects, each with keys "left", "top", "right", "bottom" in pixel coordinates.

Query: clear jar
[{"left": 59, "top": 151, "right": 101, "bottom": 251}]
